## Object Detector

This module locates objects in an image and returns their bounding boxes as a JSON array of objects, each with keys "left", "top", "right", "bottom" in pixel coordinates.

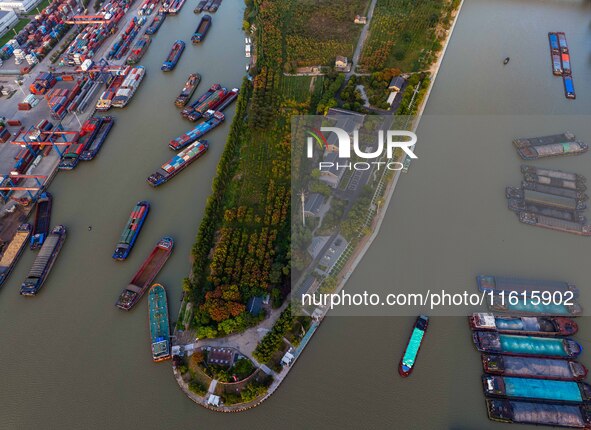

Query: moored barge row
[
  {"left": 162, "top": 40, "right": 185, "bottom": 71},
  {"left": 175, "top": 73, "right": 201, "bottom": 107},
  {"left": 80, "top": 116, "right": 115, "bottom": 161},
  {"left": 483, "top": 375, "right": 591, "bottom": 404},
  {"left": 399, "top": 315, "right": 428, "bottom": 377},
  {"left": 147, "top": 140, "right": 209, "bottom": 187},
  {"left": 30, "top": 192, "right": 53, "bottom": 250},
  {"left": 185, "top": 86, "right": 227, "bottom": 122},
  {"left": 20, "top": 225, "right": 66, "bottom": 296},
  {"left": 113, "top": 201, "right": 150, "bottom": 261},
  {"left": 0, "top": 223, "right": 31, "bottom": 288},
  {"left": 476, "top": 275, "right": 578, "bottom": 297},
  {"left": 169, "top": 111, "right": 224, "bottom": 150},
  {"left": 482, "top": 354, "right": 588, "bottom": 381},
  {"left": 149, "top": 283, "right": 171, "bottom": 362},
  {"left": 472, "top": 331, "right": 582, "bottom": 358},
  {"left": 469, "top": 313, "right": 578, "bottom": 337}
]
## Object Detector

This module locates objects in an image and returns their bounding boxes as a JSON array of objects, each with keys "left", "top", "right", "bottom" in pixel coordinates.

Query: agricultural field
[
  {"left": 283, "top": 0, "right": 370, "bottom": 69},
  {"left": 360, "top": 0, "right": 459, "bottom": 71},
  {"left": 280, "top": 75, "right": 324, "bottom": 104}
]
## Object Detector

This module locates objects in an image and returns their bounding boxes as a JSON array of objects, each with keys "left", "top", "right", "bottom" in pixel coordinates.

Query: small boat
[
  {"left": 20, "top": 225, "right": 66, "bottom": 296},
  {"left": 473, "top": 331, "right": 583, "bottom": 359},
  {"left": 113, "top": 201, "right": 150, "bottom": 260},
  {"left": 191, "top": 14, "right": 212, "bottom": 44},
  {"left": 116, "top": 237, "right": 174, "bottom": 310},
  {"left": 30, "top": 192, "right": 52, "bottom": 250},
  {"left": 486, "top": 398, "right": 591, "bottom": 428},
  {"left": 148, "top": 283, "right": 171, "bottom": 362},
  {"left": 161, "top": 40, "right": 185, "bottom": 71},
  {"left": 398, "top": 315, "right": 428, "bottom": 377},
  {"left": 469, "top": 313, "right": 578, "bottom": 337},
  {"left": 503, "top": 57, "right": 510, "bottom": 65},
  {"left": 0, "top": 223, "right": 31, "bottom": 287},
  {"left": 175, "top": 73, "right": 201, "bottom": 107},
  {"left": 482, "top": 354, "right": 588, "bottom": 381},
  {"left": 147, "top": 140, "right": 209, "bottom": 186},
  {"left": 80, "top": 116, "right": 115, "bottom": 161}
]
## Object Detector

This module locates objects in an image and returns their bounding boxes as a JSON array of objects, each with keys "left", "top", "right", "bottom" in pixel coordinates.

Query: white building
[
  {"left": 0, "top": 10, "right": 18, "bottom": 38},
  {"left": 0, "top": 0, "right": 43, "bottom": 13}
]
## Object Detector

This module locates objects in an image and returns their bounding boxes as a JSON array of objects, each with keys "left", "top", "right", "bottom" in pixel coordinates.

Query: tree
[{"left": 189, "top": 350, "right": 205, "bottom": 373}]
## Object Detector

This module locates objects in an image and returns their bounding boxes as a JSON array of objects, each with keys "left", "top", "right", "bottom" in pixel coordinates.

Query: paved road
[{"left": 347, "top": 0, "right": 378, "bottom": 79}]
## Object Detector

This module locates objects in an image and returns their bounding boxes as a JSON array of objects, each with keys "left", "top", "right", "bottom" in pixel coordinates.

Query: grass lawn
[{"left": 0, "top": 19, "right": 29, "bottom": 47}]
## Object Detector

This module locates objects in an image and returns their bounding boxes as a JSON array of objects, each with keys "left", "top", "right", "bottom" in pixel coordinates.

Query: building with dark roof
[{"left": 388, "top": 76, "right": 407, "bottom": 92}]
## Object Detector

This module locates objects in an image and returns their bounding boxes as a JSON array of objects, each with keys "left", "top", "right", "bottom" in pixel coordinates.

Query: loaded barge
[
  {"left": 483, "top": 354, "right": 588, "bottom": 382},
  {"left": 169, "top": 111, "right": 224, "bottom": 150},
  {"left": 513, "top": 132, "right": 587, "bottom": 160},
  {"left": 507, "top": 195, "right": 585, "bottom": 223},
  {"left": 161, "top": 40, "right": 185, "bottom": 71},
  {"left": 181, "top": 83, "right": 220, "bottom": 119},
  {"left": 96, "top": 68, "right": 130, "bottom": 111},
  {"left": 191, "top": 14, "right": 212, "bottom": 44},
  {"left": 175, "top": 73, "right": 201, "bottom": 107},
  {"left": 148, "top": 283, "right": 171, "bottom": 362},
  {"left": 483, "top": 375, "right": 591, "bottom": 404},
  {"left": 145, "top": 12, "right": 166, "bottom": 35},
  {"left": 518, "top": 212, "right": 591, "bottom": 237},
  {"left": 112, "top": 66, "right": 145, "bottom": 108},
  {"left": 59, "top": 116, "right": 102, "bottom": 170},
  {"left": 469, "top": 313, "right": 578, "bottom": 337},
  {"left": 115, "top": 237, "right": 174, "bottom": 310},
  {"left": 477, "top": 275, "right": 578, "bottom": 297},
  {"left": 185, "top": 86, "right": 227, "bottom": 122},
  {"left": 127, "top": 35, "right": 151, "bottom": 65},
  {"left": 20, "top": 225, "right": 66, "bottom": 296},
  {"left": 80, "top": 116, "right": 115, "bottom": 161},
  {"left": 549, "top": 33, "right": 562, "bottom": 75},
  {"left": 0, "top": 223, "right": 31, "bottom": 287},
  {"left": 194, "top": 0, "right": 206, "bottom": 13},
  {"left": 147, "top": 140, "right": 209, "bottom": 187},
  {"left": 486, "top": 398, "right": 591, "bottom": 429},
  {"left": 522, "top": 181, "right": 587, "bottom": 202},
  {"left": 472, "top": 332, "right": 583, "bottom": 358},
  {"left": 522, "top": 165, "right": 586, "bottom": 191},
  {"left": 203, "top": 87, "right": 239, "bottom": 117},
  {"left": 113, "top": 201, "right": 150, "bottom": 261},
  {"left": 31, "top": 192, "right": 52, "bottom": 250},
  {"left": 399, "top": 315, "right": 428, "bottom": 377},
  {"left": 487, "top": 291, "right": 583, "bottom": 316}
]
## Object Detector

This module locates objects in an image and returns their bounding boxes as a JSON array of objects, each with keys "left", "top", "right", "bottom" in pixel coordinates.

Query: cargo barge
[
  {"left": 486, "top": 398, "right": 591, "bottom": 429},
  {"left": 522, "top": 166, "right": 586, "bottom": 191},
  {"left": 508, "top": 197, "right": 585, "bottom": 224},
  {"left": 175, "top": 73, "right": 201, "bottom": 107},
  {"left": 476, "top": 275, "right": 578, "bottom": 297},
  {"left": 115, "top": 237, "right": 174, "bottom": 310},
  {"left": 20, "top": 225, "right": 66, "bottom": 296},
  {"left": 127, "top": 35, "right": 152, "bottom": 65},
  {"left": 163, "top": 0, "right": 186, "bottom": 14},
  {"left": 0, "top": 223, "right": 31, "bottom": 287},
  {"left": 81, "top": 116, "right": 115, "bottom": 161},
  {"left": 488, "top": 291, "right": 583, "bottom": 317},
  {"left": 148, "top": 283, "right": 171, "bottom": 362},
  {"left": 59, "top": 117, "right": 103, "bottom": 170},
  {"left": 513, "top": 132, "right": 586, "bottom": 160},
  {"left": 472, "top": 332, "right": 583, "bottom": 358},
  {"left": 469, "top": 313, "right": 578, "bottom": 337},
  {"left": 192, "top": 14, "right": 212, "bottom": 44},
  {"left": 181, "top": 83, "right": 221, "bottom": 119},
  {"left": 113, "top": 201, "right": 150, "bottom": 261},
  {"left": 147, "top": 140, "right": 209, "bottom": 187},
  {"left": 112, "top": 66, "right": 145, "bottom": 108},
  {"left": 31, "top": 192, "right": 52, "bottom": 250},
  {"left": 549, "top": 33, "right": 562, "bottom": 75},
  {"left": 186, "top": 86, "right": 227, "bottom": 121},
  {"left": 483, "top": 375, "right": 591, "bottom": 405},
  {"left": 518, "top": 211, "right": 591, "bottom": 237},
  {"left": 399, "top": 315, "right": 428, "bottom": 377},
  {"left": 161, "top": 40, "right": 185, "bottom": 71},
  {"left": 507, "top": 186, "right": 586, "bottom": 210},
  {"left": 202, "top": 87, "right": 239, "bottom": 118},
  {"left": 145, "top": 12, "right": 166, "bottom": 35},
  {"left": 96, "top": 68, "right": 130, "bottom": 111},
  {"left": 522, "top": 181, "right": 587, "bottom": 202},
  {"left": 194, "top": 0, "right": 206, "bottom": 13},
  {"left": 169, "top": 111, "right": 224, "bottom": 150},
  {"left": 482, "top": 354, "right": 588, "bottom": 382},
  {"left": 564, "top": 75, "right": 576, "bottom": 100}
]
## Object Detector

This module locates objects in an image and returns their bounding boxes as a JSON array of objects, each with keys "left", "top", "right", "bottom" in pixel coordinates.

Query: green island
[{"left": 172, "top": 0, "right": 463, "bottom": 411}]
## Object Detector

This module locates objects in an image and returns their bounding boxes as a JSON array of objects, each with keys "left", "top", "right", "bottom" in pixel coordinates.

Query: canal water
[{"left": 1, "top": 1, "right": 591, "bottom": 429}]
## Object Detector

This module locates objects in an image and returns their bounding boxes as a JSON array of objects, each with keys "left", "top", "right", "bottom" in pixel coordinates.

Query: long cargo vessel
[
  {"left": 513, "top": 132, "right": 587, "bottom": 160},
  {"left": 169, "top": 111, "right": 224, "bottom": 150},
  {"left": 472, "top": 332, "right": 583, "bottom": 358},
  {"left": 0, "top": 223, "right": 31, "bottom": 287},
  {"left": 194, "top": 0, "right": 206, "bottom": 13},
  {"left": 96, "top": 68, "right": 130, "bottom": 111},
  {"left": 166, "top": 0, "right": 186, "bottom": 14},
  {"left": 202, "top": 87, "right": 239, "bottom": 118},
  {"left": 31, "top": 192, "right": 52, "bottom": 250},
  {"left": 175, "top": 73, "right": 201, "bottom": 107},
  {"left": 148, "top": 283, "right": 171, "bottom": 362},
  {"left": 145, "top": 12, "right": 166, "bottom": 35},
  {"left": 486, "top": 398, "right": 591, "bottom": 429},
  {"left": 477, "top": 275, "right": 578, "bottom": 297},
  {"left": 483, "top": 375, "right": 591, "bottom": 405},
  {"left": 161, "top": 40, "right": 185, "bottom": 71},
  {"left": 59, "top": 117, "right": 103, "bottom": 170},
  {"left": 518, "top": 211, "right": 591, "bottom": 237},
  {"left": 549, "top": 33, "right": 562, "bottom": 75},
  {"left": 185, "top": 87, "right": 227, "bottom": 121},
  {"left": 20, "top": 225, "right": 66, "bottom": 296},
  {"left": 508, "top": 197, "right": 585, "bottom": 224},
  {"left": 181, "top": 83, "right": 221, "bottom": 119},
  {"left": 522, "top": 181, "right": 587, "bottom": 202},
  {"left": 113, "top": 201, "right": 150, "bottom": 261},
  {"left": 399, "top": 315, "right": 428, "bottom": 377},
  {"left": 115, "top": 237, "right": 174, "bottom": 310},
  {"left": 469, "top": 313, "right": 578, "bottom": 337},
  {"left": 522, "top": 165, "right": 586, "bottom": 191},
  {"left": 191, "top": 14, "right": 212, "bottom": 43},
  {"left": 81, "top": 116, "right": 115, "bottom": 161},
  {"left": 488, "top": 290, "right": 583, "bottom": 316},
  {"left": 127, "top": 35, "right": 152, "bottom": 65},
  {"left": 483, "top": 354, "right": 588, "bottom": 382},
  {"left": 564, "top": 75, "right": 576, "bottom": 100},
  {"left": 148, "top": 140, "right": 209, "bottom": 187},
  {"left": 112, "top": 66, "right": 145, "bottom": 108}
]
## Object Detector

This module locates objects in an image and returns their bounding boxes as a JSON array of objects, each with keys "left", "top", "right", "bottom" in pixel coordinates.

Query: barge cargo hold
[
  {"left": 558, "top": 32, "right": 569, "bottom": 53},
  {"left": 185, "top": 87, "right": 227, "bottom": 122},
  {"left": 486, "top": 398, "right": 591, "bottom": 429},
  {"left": 564, "top": 75, "right": 576, "bottom": 100},
  {"left": 175, "top": 73, "right": 201, "bottom": 107},
  {"left": 165, "top": 0, "right": 187, "bottom": 14},
  {"left": 161, "top": 40, "right": 185, "bottom": 71},
  {"left": 476, "top": 275, "right": 578, "bottom": 297},
  {"left": 111, "top": 66, "right": 145, "bottom": 108},
  {"left": 522, "top": 181, "right": 588, "bottom": 202},
  {"left": 127, "top": 35, "right": 152, "bottom": 65},
  {"left": 96, "top": 68, "right": 130, "bottom": 111},
  {"left": 488, "top": 292, "right": 583, "bottom": 317},
  {"left": 148, "top": 283, "right": 171, "bottom": 362},
  {"left": 115, "top": 237, "right": 174, "bottom": 310},
  {"left": 0, "top": 223, "right": 31, "bottom": 287},
  {"left": 202, "top": 87, "right": 239, "bottom": 118},
  {"left": 469, "top": 313, "right": 578, "bottom": 337},
  {"left": 518, "top": 211, "right": 591, "bottom": 237},
  {"left": 113, "top": 201, "right": 150, "bottom": 261},
  {"left": 483, "top": 354, "right": 588, "bottom": 382},
  {"left": 191, "top": 14, "right": 212, "bottom": 44},
  {"left": 508, "top": 199, "right": 584, "bottom": 224},
  {"left": 59, "top": 116, "right": 103, "bottom": 170},
  {"left": 483, "top": 375, "right": 591, "bottom": 404},
  {"left": 169, "top": 111, "right": 224, "bottom": 150},
  {"left": 399, "top": 315, "right": 428, "bottom": 377},
  {"left": 472, "top": 332, "right": 583, "bottom": 358},
  {"left": 20, "top": 225, "right": 66, "bottom": 296},
  {"left": 147, "top": 140, "right": 209, "bottom": 187},
  {"left": 522, "top": 165, "right": 585, "bottom": 183},
  {"left": 194, "top": 0, "right": 206, "bottom": 13},
  {"left": 81, "top": 116, "right": 115, "bottom": 161},
  {"left": 181, "top": 83, "right": 221, "bottom": 119},
  {"left": 31, "top": 192, "right": 52, "bottom": 250},
  {"left": 145, "top": 12, "right": 166, "bottom": 35},
  {"left": 513, "top": 133, "right": 587, "bottom": 160},
  {"left": 522, "top": 166, "right": 586, "bottom": 191}
]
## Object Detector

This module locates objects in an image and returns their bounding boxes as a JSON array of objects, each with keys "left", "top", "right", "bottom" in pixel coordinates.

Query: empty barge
[
  {"left": 518, "top": 211, "right": 591, "bottom": 237},
  {"left": 472, "top": 331, "right": 582, "bottom": 358},
  {"left": 482, "top": 354, "right": 588, "bottom": 382},
  {"left": 191, "top": 14, "right": 212, "bottom": 43},
  {"left": 80, "top": 116, "right": 115, "bottom": 161},
  {"left": 147, "top": 140, "right": 209, "bottom": 187},
  {"left": 469, "top": 313, "right": 578, "bottom": 337},
  {"left": 30, "top": 192, "right": 52, "bottom": 250},
  {"left": 522, "top": 181, "right": 587, "bottom": 202}
]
